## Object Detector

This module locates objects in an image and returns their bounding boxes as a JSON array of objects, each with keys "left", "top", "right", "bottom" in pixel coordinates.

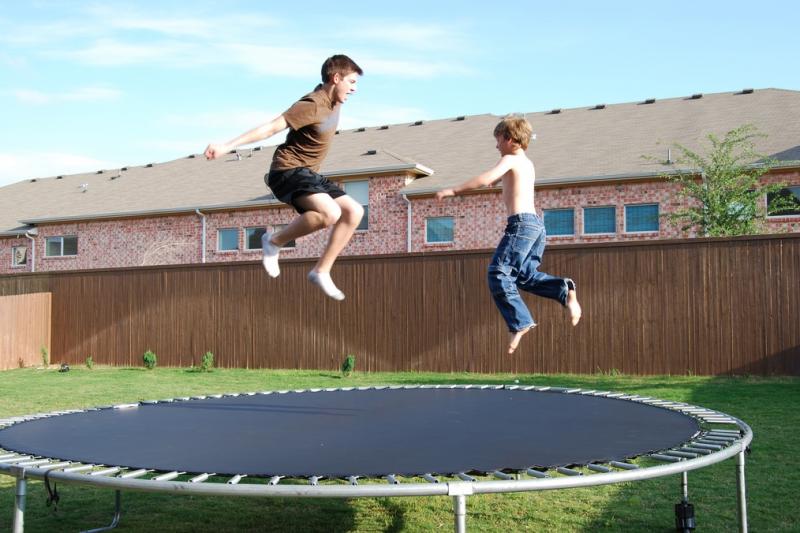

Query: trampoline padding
[{"left": 0, "top": 388, "right": 700, "bottom": 478}]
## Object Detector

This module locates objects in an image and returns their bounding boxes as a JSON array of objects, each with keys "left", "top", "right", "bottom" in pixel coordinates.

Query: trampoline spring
[
  {"left": 707, "top": 429, "right": 741, "bottom": 435},
  {"left": 91, "top": 467, "right": 122, "bottom": 477},
  {"left": 664, "top": 450, "right": 699, "bottom": 459},
  {"left": 556, "top": 467, "right": 582, "bottom": 476},
  {"left": 17, "top": 459, "right": 53, "bottom": 467},
  {"left": 525, "top": 469, "right": 549, "bottom": 478},
  {"left": 422, "top": 474, "right": 440, "bottom": 484},
  {"left": 609, "top": 461, "right": 639, "bottom": 470},
  {"left": 227, "top": 475, "right": 245, "bottom": 485},
  {"left": 682, "top": 447, "right": 713, "bottom": 455},
  {"left": 0, "top": 456, "right": 32, "bottom": 464},
  {"left": 268, "top": 476, "right": 282, "bottom": 485},
  {"left": 190, "top": 472, "right": 210, "bottom": 483},
  {"left": 347, "top": 476, "right": 359, "bottom": 485},
  {"left": 702, "top": 435, "right": 736, "bottom": 443},
  {"left": 112, "top": 403, "right": 139, "bottom": 409},
  {"left": 456, "top": 473, "right": 477, "bottom": 482},
  {"left": 385, "top": 474, "right": 399, "bottom": 485},
  {"left": 650, "top": 454, "right": 682, "bottom": 463},
  {"left": 0, "top": 453, "right": 19, "bottom": 460},
  {"left": 691, "top": 442, "right": 724, "bottom": 451},
  {"left": 63, "top": 464, "right": 95, "bottom": 473},
  {"left": 605, "top": 393, "right": 625, "bottom": 398},
  {"left": 565, "top": 388, "right": 582, "bottom": 394},
  {"left": 491, "top": 470, "right": 514, "bottom": 480},
  {"left": 587, "top": 464, "right": 611, "bottom": 473},
  {"left": 308, "top": 476, "right": 321, "bottom": 485},
  {"left": 37, "top": 462, "right": 71, "bottom": 471},
  {"left": 152, "top": 471, "right": 183, "bottom": 481},
  {"left": 120, "top": 469, "right": 150, "bottom": 479}
]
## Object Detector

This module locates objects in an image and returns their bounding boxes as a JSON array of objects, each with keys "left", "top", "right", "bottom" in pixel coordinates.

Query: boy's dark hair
[{"left": 321, "top": 54, "right": 363, "bottom": 83}]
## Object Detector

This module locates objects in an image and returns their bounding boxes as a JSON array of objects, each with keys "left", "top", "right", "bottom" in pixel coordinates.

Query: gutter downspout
[
  {"left": 195, "top": 209, "right": 207, "bottom": 263},
  {"left": 24, "top": 230, "right": 36, "bottom": 273},
  {"left": 401, "top": 194, "right": 412, "bottom": 253}
]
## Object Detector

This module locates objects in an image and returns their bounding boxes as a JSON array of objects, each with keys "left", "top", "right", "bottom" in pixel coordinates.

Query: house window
[
  {"left": 217, "top": 228, "right": 238, "bottom": 251},
  {"left": 584, "top": 207, "right": 616, "bottom": 234},
  {"left": 767, "top": 186, "right": 800, "bottom": 216},
  {"left": 343, "top": 180, "right": 369, "bottom": 230},
  {"left": 45, "top": 236, "right": 78, "bottom": 257},
  {"left": 245, "top": 227, "right": 266, "bottom": 250},
  {"left": 273, "top": 224, "right": 296, "bottom": 248},
  {"left": 12, "top": 246, "right": 27, "bottom": 267},
  {"left": 625, "top": 204, "right": 659, "bottom": 233},
  {"left": 426, "top": 216, "right": 454, "bottom": 243},
  {"left": 543, "top": 208, "right": 574, "bottom": 236}
]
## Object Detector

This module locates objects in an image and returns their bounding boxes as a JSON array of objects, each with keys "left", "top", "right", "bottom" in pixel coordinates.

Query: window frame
[
  {"left": 343, "top": 179, "right": 369, "bottom": 231},
  {"left": 624, "top": 203, "right": 660, "bottom": 234},
  {"left": 216, "top": 228, "right": 239, "bottom": 252},
  {"left": 582, "top": 206, "right": 617, "bottom": 235},
  {"left": 44, "top": 235, "right": 78, "bottom": 257},
  {"left": 425, "top": 216, "right": 455, "bottom": 244},
  {"left": 543, "top": 208, "right": 575, "bottom": 237},
  {"left": 766, "top": 185, "right": 800, "bottom": 218}
]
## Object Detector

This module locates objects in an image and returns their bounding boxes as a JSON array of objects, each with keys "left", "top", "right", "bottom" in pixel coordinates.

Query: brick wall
[{"left": 2, "top": 170, "right": 798, "bottom": 274}]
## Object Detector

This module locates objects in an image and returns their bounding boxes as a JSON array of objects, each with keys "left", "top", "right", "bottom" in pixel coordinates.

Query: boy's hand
[
  {"left": 204, "top": 143, "right": 228, "bottom": 160},
  {"left": 435, "top": 188, "right": 456, "bottom": 201}
]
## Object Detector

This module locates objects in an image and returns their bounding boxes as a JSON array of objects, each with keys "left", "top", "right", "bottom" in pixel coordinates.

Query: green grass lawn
[{"left": 0, "top": 367, "right": 797, "bottom": 532}]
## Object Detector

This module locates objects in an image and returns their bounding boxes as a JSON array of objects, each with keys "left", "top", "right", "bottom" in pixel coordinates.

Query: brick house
[{"left": 1, "top": 88, "right": 799, "bottom": 275}]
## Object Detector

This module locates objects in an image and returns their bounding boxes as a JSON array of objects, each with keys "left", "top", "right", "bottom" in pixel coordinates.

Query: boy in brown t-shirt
[{"left": 204, "top": 54, "right": 363, "bottom": 301}]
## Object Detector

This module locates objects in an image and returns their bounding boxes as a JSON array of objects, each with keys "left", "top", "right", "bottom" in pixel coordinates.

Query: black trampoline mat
[{"left": 0, "top": 388, "right": 700, "bottom": 478}]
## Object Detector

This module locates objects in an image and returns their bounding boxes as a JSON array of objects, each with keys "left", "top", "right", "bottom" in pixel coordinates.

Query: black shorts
[{"left": 266, "top": 167, "right": 346, "bottom": 214}]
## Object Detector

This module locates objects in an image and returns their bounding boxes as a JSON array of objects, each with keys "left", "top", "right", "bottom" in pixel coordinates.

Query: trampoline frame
[{"left": 0, "top": 384, "right": 753, "bottom": 533}]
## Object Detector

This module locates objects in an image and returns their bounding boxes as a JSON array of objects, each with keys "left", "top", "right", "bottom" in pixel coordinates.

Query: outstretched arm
[
  {"left": 204, "top": 115, "right": 288, "bottom": 160},
  {"left": 435, "top": 156, "right": 513, "bottom": 201}
]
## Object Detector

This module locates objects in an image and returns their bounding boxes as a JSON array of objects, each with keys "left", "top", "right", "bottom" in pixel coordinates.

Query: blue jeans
[{"left": 488, "top": 213, "right": 572, "bottom": 332}]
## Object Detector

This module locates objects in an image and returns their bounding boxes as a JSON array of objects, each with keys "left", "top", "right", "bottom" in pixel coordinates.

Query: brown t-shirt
[{"left": 270, "top": 85, "right": 340, "bottom": 172}]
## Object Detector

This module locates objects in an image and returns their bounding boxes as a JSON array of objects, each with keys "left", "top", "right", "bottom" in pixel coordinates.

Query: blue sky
[{"left": 1, "top": 0, "right": 798, "bottom": 187}]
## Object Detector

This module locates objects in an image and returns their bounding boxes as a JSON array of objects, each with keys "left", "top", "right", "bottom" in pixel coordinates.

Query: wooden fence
[
  {"left": 0, "top": 292, "right": 51, "bottom": 370},
  {"left": 1, "top": 234, "right": 798, "bottom": 375}
]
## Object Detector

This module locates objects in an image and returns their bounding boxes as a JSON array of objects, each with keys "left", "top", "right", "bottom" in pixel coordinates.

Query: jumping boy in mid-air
[
  {"left": 205, "top": 54, "right": 364, "bottom": 301},
  {"left": 436, "top": 115, "right": 582, "bottom": 354}
]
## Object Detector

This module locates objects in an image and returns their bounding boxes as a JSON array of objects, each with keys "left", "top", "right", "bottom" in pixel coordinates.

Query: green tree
[{"left": 660, "top": 124, "right": 791, "bottom": 237}]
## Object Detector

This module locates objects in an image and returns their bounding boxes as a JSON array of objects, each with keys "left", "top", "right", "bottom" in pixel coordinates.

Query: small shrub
[
  {"left": 85, "top": 356, "right": 94, "bottom": 370},
  {"left": 341, "top": 354, "right": 356, "bottom": 377},
  {"left": 40, "top": 346, "right": 50, "bottom": 367},
  {"left": 143, "top": 350, "right": 157, "bottom": 370},
  {"left": 200, "top": 351, "right": 214, "bottom": 372}
]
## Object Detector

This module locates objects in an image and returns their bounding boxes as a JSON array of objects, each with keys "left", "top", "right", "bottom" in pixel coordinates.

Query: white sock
[
  {"left": 261, "top": 232, "right": 280, "bottom": 278},
  {"left": 308, "top": 271, "right": 345, "bottom": 301}
]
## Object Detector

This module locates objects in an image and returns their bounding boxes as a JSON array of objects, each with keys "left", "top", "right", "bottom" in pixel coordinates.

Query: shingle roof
[{"left": 1, "top": 88, "right": 798, "bottom": 233}]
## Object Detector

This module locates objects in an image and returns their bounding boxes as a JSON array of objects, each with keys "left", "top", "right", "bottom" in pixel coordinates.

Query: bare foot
[
  {"left": 566, "top": 289, "right": 582, "bottom": 326},
  {"left": 507, "top": 326, "right": 533, "bottom": 355}
]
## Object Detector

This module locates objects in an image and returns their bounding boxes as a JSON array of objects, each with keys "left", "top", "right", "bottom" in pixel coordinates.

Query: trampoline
[{"left": 0, "top": 385, "right": 752, "bottom": 532}]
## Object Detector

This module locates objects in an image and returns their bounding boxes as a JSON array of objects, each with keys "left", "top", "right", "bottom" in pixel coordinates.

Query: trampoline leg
[
  {"left": 12, "top": 467, "right": 26, "bottom": 533},
  {"left": 453, "top": 494, "right": 467, "bottom": 533},
  {"left": 681, "top": 472, "right": 688, "bottom": 502},
  {"left": 736, "top": 450, "right": 748, "bottom": 533},
  {"left": 81, "top": 490, "right": 122, "bottom": 533}
]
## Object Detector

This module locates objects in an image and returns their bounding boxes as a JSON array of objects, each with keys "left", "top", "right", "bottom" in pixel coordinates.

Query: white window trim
[
  {"left": 244, "top": 227, "right": 267, "bottom": 251},
  {"left": 582, "top": 206, "right": 617, "bottom": 236},
  {"left": 11, "top": 246, "right": 28, "bottom": 268},
  {"left": 272, "top": 224, "right": 296, "bottom": 249},
  {"left": 44, "top": 236, "right": 78, "bottom": 257},
  {"left": 766, "top": 187, "right": 800, "bottom": 219},
  {"left": 543, "top": 208, "right": 576, "bottom": 237},
  {"left": 425, "top": 216, "right": 455, "bottom": 244},
  {"left": 216, "top": 228, "right": 239, "bottom": 252},
  {"left": 624, "top": 204, "right": 660, "bottom": 234},
  {"left": 344, "top": 179, "right": 370, "bottom": 232}
]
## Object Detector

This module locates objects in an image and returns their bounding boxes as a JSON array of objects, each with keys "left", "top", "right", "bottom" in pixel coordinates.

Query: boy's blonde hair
[{"left": 494, "top": 115, "right": 533, "bottom": 150}]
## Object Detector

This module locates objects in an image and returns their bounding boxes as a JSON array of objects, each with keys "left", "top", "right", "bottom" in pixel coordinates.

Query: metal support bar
[
  {"left": 737, "top": 450, "right": 748, "bottom": 533},
  {"left": 81, "top": 490, "right": 121, "bottom": 533},
  {"left": 681, "top": 471, "right": 688, "bottom": 502},
  {"left": 453, "top": 494, "right": 466, "bottom": 533},
  {"left": 12, "top": 467, "right": 25, "bottom": 533}
]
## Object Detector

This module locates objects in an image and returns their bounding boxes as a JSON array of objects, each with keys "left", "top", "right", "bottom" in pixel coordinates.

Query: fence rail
[{"left": 1, "top": 234, "right": 798, "bottom": 375}]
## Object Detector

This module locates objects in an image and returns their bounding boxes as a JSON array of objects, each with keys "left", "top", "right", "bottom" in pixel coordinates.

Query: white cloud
[
  {"left": 357, "top": 22, "right": 466, "bottom": 51},
  {"left": 14, "top": 86, "right": 122, "bottom": 105},
  {"left": 340, "top": 104, "right": 430, "bottom": 130},
  {"left": 0, "top": 152, "right": 117, "bottom": 187}
]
